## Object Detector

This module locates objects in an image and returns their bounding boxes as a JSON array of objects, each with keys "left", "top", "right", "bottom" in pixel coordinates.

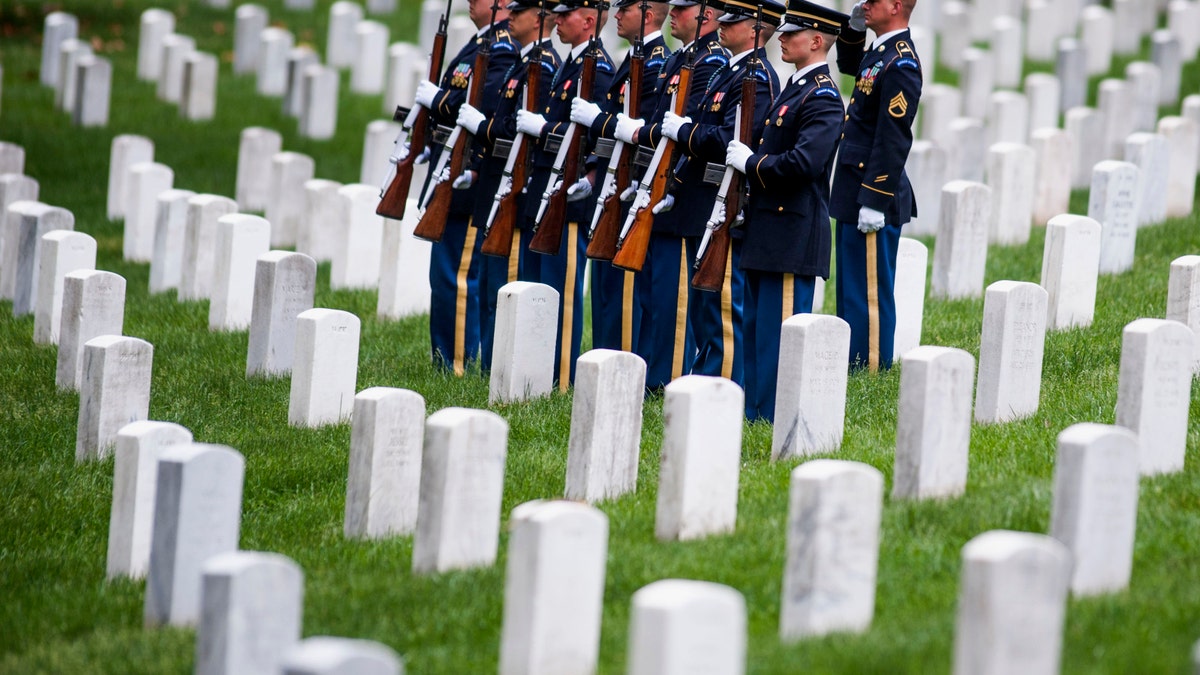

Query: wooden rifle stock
[
  {"left": 480, "top": 53, "right": 543, "bottom": 257},
  {"left": 377, "top": 26, "right": 447, "bottom": 220},
  {"left": 586, "top": 49, "right": 643, "bottom": 261}
]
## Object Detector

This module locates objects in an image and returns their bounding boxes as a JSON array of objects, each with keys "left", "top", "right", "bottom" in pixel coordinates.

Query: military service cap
[
  {"left": 717, "top": 0, "right": 785, "bottom": 24},
  {"left": 777, "top": 0, "right": 846, "bottom": 33}
]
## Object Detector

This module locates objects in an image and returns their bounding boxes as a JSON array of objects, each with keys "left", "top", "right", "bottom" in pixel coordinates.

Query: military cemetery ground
[{"left": 5, "top": 0, "right": 1200, "bottom": 673}]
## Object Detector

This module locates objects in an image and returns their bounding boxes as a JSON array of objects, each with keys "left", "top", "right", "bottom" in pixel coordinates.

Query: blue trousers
[
  {"left": 686, "top": 236, "right": 744, "bottom": 387},
  {"left": 478, "top": 228, "right": 534, "bottom": 372},
  {"left": 743, "top": 270, "right": 816, "bottom": 422},
  {"left": 591, "top": 259, "right": 639, "bottom": 353},
  {"left": 535, "top": 221, "right": 587, "bottom": 389},
  {"left": 634, "top": 233, "right": 693, "bottom": 390},
  {"left": 835, "top": 220, "right": 900, "bottom": 371},
  {"left": 429, "top": 214, "right": 482, "bottom": 375}
]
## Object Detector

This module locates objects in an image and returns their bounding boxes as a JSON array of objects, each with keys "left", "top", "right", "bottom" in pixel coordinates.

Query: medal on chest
[
  {"left": 856, "top": 62, "right": 881, "bottom": 97},
  {"left": 666, "top": 73, "right": 680, "bottom": 95},
  {"left": 450, "top": 62, "right": 472, "bottom": 89},
  {"left": 775, "top": 104, "right": 788, "bottom": 127},
  {"left": 710, "top": 91, "right": 724, "bottom": 113},
  {"left": 503, "top": 78, "right": 518, "bottom": 98},
  {"left": 560, "top": 79, "right": 573, "bottom": 100}
]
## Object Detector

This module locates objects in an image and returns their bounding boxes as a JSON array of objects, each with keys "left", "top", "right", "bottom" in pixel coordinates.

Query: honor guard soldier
[
  {"left": 413, "top": 0, "right": 519, "bottom": 374},
  {"left": 515, "top": 0, "right": 616, "bottom": 387},
  {"left": 612, "top": 0, "right": 729, "bottom": 390},
  {"left": 725, "top": 0, "right": 845, "bottom": 421},
  {"left": 569, "top": 0, "right": 671, "bottom": 354},
  {"left": 455, "top": 0, "right": 561, "bottom": 372},
  {"left": 658, "top": 0, "right": 781, "bottom": 385},
  {"left": 832, "top": 0, "right": 921, "bottom": 371}
]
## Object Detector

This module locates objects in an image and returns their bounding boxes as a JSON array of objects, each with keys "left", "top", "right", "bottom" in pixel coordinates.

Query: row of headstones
[{"left": 39, "top": 13, "right": 113, "bottom": 127}]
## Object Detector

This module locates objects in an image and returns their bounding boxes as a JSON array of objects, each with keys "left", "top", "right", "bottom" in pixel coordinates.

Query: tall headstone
[
  {"left": 1024, "top": 73, "right": 1060, "bottom": 137},
  {"left": 247, "top": 251, "right": 317, "bottom": 377},
  {"left": 974, "top": 281, "right": 1048, "bottom": 424},
  {"left": 288, "top": 309, "right": 361, "bottom": 427},
  {"left": 210, "top": 214, "right": 272, "bottom": 331},
  {"left": 361, "top": 120, "right": 401, "bottom": 187},
  {"left": 655, "top": 376, "right": 744, "bottom": 541},
  {"left": 1124, "top": 132, "right": 1170, "bottom": 227},
  {"left": 490, "top": 282, "right": 560, "bottom": 403},
  {"left": 952, "top": 531, "right": 1071, "bottom": 675},
  {"left": 144, "top": 443, "right": 245, "bottom": 628},
  {"left": 893, "top": 237, "right": 928, "bottom": 360},
  {"left": 1080, "top": 5, "right": 1114, "bottom": 75},
  {"left": 931, "top": 181, "right": 992, "bottom": 300},
  {"left": 893, "top": 346, "right": 975, "bottom": 500},
  {"left": 904, "top": 141, "right": 946, "bottom": 237},
  {"left": 1158, "top": 116, "right": 1199, "bottom": 218},
  {"left": 351, "top": 21, "right": 389, "bottom": 94},
  {"left": 1041, "top": 215, "right": 1102, "bottom": 331},
  {"left": 233, "top": 5, "right": 268, "bottom": 75},
  {"left": 108, "top": 135, "right": 154, "bottom": 220},
  {"left": 34, "top": 230, "right": 96, "bottom": 345},
  {"left": 266, "top": 152, "right": 316, "bottom": 247},
  {"left": 279, "top": 638, "right": 403, "bottom": 675},
  {"left": 412, "top": 408, "right": 508, "bottom": 574},
  {"left": 1048, "top": 423, "right": 1140, "bottom": 596},
  {"left": 196, "top": 552, "right": 303, "bottom": 675},
  {"left": 107, "top": 421, "right": 193, "bottom": 580},
  {"left": 1089, "top": 161, "right": 1140, "bottom": 275},
  {"left": 985, "top": 142, "right": 1035, "bottom": 245},
  {"left": 1066, "top": 106, "right": 1105, "bottom": 189},
  {"left": 76, "top": 335, "right": 154, "bottom": 462},
  {"left": 42, "top": 12, "right": 79, "bottom": 87},
  {"left": 149, "top": 189, "right": 197, "bottom": 293},
  {"left": 1115, "top": 318, "right": 1193, "bottom": 475},
  {"left": 626, "top": 580, "right": 746, "bottom": 675},
  {"left": 330, "top": 185, "right": 383, "bottom": 289},
  {"left": 1167, "top": 255, "right": 1200, "bottom": 373},
  {"left": 56, "top": 271, "right": 126, "bottom": 390},
  {"left": 327, "top": 2, "right": 365, "bottom": 68},
  {"left": 157, "top": 34, "right": 196, "bottom": 104},
  {"left": 1055, "top": 38, "right": 1087, "bottom": 113},
  {"left": 235, "top": 128, "right": 282, "bottom": 212},
  {"left": 137, "top": 9, "right": 174, "bottom": 81},
  {"left": 181, "top": 51, "right": 219, "bottom": 121},
  {"left": 6, "top": 201, "right": 74, "bottom": 316},
  {"left": 498, "top": 501, "right": 609, "bottom": 675},
  {"left": 345, "top": 388, "right": 425, "bottom": 538},
  {"left": 565, "top": 350, "right": 647, "bottom": 502},
  {"left": 771, "top": 315, "right": 850, "bottom": 460},
  {"left": 1031, "top": 128, "right": 1072, "bottom": 225},
  {"left": 179, "top": 194, "right": 238, "bottom": 300},
  {"left": 257, "top": 28, "right": 294, "bottom": 97},
  {"left": 124, "top": 162, "right": 174, "bottom": 262},
  {"left": 378, "top": 203, "right": 433, "bottom": 319}
]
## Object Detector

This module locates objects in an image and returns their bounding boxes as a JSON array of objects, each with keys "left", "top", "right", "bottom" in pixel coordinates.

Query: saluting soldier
[
  {"left": 413, "top": 0, "right": 519, "bottom": 375},
  {"left": 514, "top": 0, "right": 616, "bottom": 387},
  {"left": 568, "top": 0, "right": 671, "bottom": 354},
  {"left": 832, "top": 0, "right": 922, "bottom": 371},
  {"left": 454, "top": 0, "right": 562, "bottom": 372},
  {"left": 657, "top": 0, "right": 782, "bottom": 385},
  {"left": 611, "top": 0, "right": 729, "bottom": 391},
  {"left": 725, "top": 0, "right": 846, "bottom": 421}
]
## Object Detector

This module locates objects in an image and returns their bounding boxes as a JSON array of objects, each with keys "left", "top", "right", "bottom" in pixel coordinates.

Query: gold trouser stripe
[
  {"left": 454, "top": 223, "right": 478, "bottom": 376},
  {"left": 671, "top": 245, "right": 688, "bottom": 380},
  {"left": 559, "top": 222, "right": 578, "bottom": 391},
  {"left": 720, "top": 244, "right": 734, "bottom": 380},
  {"left": 782, "top": 272, "right": 795, "bottom": 323},
  {"left": 621, "top": 270, "right": 634, "bottom": 352},
  {"left": 865, "top": 231, "right": 880, "bottom": 372},
  {"left": 507, "top": 229, "right": 521, "bottom": 282}
]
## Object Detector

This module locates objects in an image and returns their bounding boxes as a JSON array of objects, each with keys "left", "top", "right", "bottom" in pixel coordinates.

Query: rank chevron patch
[{"left": 888, "top": 91, "right": 908, "bottom": 118}]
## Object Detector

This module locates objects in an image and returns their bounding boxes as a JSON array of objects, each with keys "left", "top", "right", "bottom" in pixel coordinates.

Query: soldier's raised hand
[{"left": 848, "top": 0, "right": 866, "bottom": 31}]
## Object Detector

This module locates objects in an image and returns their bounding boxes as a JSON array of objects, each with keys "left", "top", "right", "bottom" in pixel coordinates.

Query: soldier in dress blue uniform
[
  {"left": 568, "top": 0, "right": 671, "bottom": 354},
  {"left": 725, "top": 0, "right": 846, "bottom": 421},
  {"left": 514, "top": 0, "right": 616, "bottom": 388},
  {"left": 832, "top": 0, "right": 921, "bottom": 371},
  {"left": 454, "top": 0, "right": 562, "bottom": 372},
  {"left": 611, "top": 0, "right": 729, "bottom": 390},
  {"left": 658, "top": 0, "right": 781, "bottom": 386},
  {"left": 413, "top": 0, "right": 520, "bottom": 375}
]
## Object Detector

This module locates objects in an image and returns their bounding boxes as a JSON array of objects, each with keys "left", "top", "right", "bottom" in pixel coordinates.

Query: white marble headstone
[
  {"left": 73, "top": 55, "right": 113, "bottom": 128},
  {"left": 288, "top": 309, "right": 361, "bottom": 427},
  {"left": 279, "top": 637, "right": 403, "bottom": 675},
  {"left": 1024, "top": 73, "right": 1060, "bottom": 138},
  {"left": 34, "top": 230, "right": 96, "bottom": 345},
  {"left": 362, "top": 120, "right": 402, "bottom": 187},
  {"left": 931, "top": 180, "right": 992, "bottom": 300},
  {"left": 149, "top": 189, "right": 197, "bottom": 293},
  {"left": 298, "top": 179, "right": 343, "bottom": 263},
  {"left": 327, "top": 2, "right": 365, "bottom": 68},
  {"left": 490, "top": 281, "right": 560, "bottom": 403},
  {"left": 180, "top": 194, "right": 238, "bottom": 300},
  {"left": 345, "top": 388, "right": 425, "bottom": 538},
  {"left": 893, "top": 346, "right": 975, "bottom": 500},
  {"left": 266, "top": 152, "right": 316, "bottom": 247},
  {"left": 137, "top": 9, "right": 175, "bottom": 81},
  {"left": 236, "top": 128, "right": 283, "bottom": 212},
  {"left": 108, "top": 135, "right": 154, "bottom": 221},
  {"left": 124, "top": 162, "right": 174, "bottom": 262},
  {"left": 257, "top": 28, "right": 295, "bottom": 97},
  {"left": 76, "top": 335, "right": 154, "bottom": 462},
  {"left": 1157, "top": 116, "right": 1199, "bottom": 218},
  {"left": 233, "top": 4, "right": 268, "bottom": 75},
  {"left": 1065, "top": 106, "right": 1105, "bottom": 189},
  {"left": 181, "top": 51, "right": 219, "bottom": 121},
  {"left": 378, "top": 200, "right": 433, "bottom": 319},
  {"left": 196, "top": 551, "right": 303, "bottom": 675},
  {"left": 1041, "top": 214, "right": 1101, "bottom": 331},
  {"left": 351, "top": 21, "right": 389, "bottom": 94},
  {"left": 330, "top": 184, "right": 384, "bottom": 289},
  {"left": 974, "top": 281, "right": 1048, "bottom": 424},
  {"left": 771, "top": 314, "right": 850, "bottom": 460},
  {"left": 1080, "top": 6, "right": 1114, "bottom": 75},
  {"left": 56, "top": 270, "right": 126, "bottom": 390},
  {"left": 157, "top": 34, "right": 196, "bottom": 104},
  {"left": 42, "top": 11, "right": 79, "bottom": 87},
  {"left": 5, "top": 201, "right": 75, "bottom": 316},
  {"left": 247, "top": 251, "right": 317, "bottom": 377},
  {"left": 1031, "top": 128, "right": 1072, "bottom": 225},
  {"left": 626, "top": 580, "right": 746, "bottom": 675},
  {"left": 985, "top": 142, "right": 1035, "bottom": 245},
  {"left": 565, "top": 349, "right": 647, "bottom": 502},
  {"left": 1088, "top": 161, "right": 1140, "bottom": 275},
  {"left": 893, "top": 237, "right": 928, "bottom": 361},
  {"left": 1115, "top": 318, "right": 1194, "bottom": 475},
  {"left": 1167, "top": 255, "right": 1200, "bottom": 373},
  {"left": 210, "top": 214, "right": 272, "bottom": 331}
]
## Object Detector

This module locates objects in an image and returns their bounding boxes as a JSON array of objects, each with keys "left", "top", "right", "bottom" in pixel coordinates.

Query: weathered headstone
[
  {"left": 1049, "top": 423, "right": 1139, "bottom": 596},
  {"left": 893, "top": 237, "right": 928, "bottom": 360},
  {"left": 107, "top": 421, "right": 193, "bottom": 580},
  {"left": 108, "top": 135, "right": 154, "bottom": 221},
  {"left": 1055, "top": 38, "right": 1087, "bottom": 113},
  {"left": 180, "top": 194, "right": 238, "bottom": 300},
  {"left": 196, "top": 551, "right": 303, "bottom": 675},
  {"left": 233, "top": 4, "right": 268, "bottom": 75},
  {"left": 931, "top": 181, "right": 992, "bottom": 300},
  {"left": 1065, "top": 106, "right": 1105, "bottom": 189},
  {"left": 279, "top": 638, "right": 403, "bottom": 675},
  {"left": 56, "top": 270, "right": 126, "bottom": 390},
  {"left": 6, "top": 201, "right": 74, "bottom": 316},
  {"left": 893, "top": 346, "right": 975, "bottom": 500},
  {"left": 257, "top": 28, "right": 294, "bottom": 97},
  {"left": 1031, "top": 128, "right": 1072, "bottom": 225},
  {"left": 76, "top": 335, "right": 154, "bottom": 462},
  {"left": 137, "top": 9, "right": 175, "bottom": 81},
  {"left": 235, "top": 128, "right": 283, "bottom": 212},
  {"left": 1158, "top": 116, "right": 1199, "bottom": 218},
  {"left": 362, "top": 120, "right": 401, "bottom": 187},
  {"left": 378, "top": 202, "right": 433, "bottom": 319},
  {"left": 149, "top": 189, "right": 197, "bottom": 293},
  {"left": 1124, "top": 132, "right": 1170, "bottom": 227},
  {"left": 181, "top": 52, "right": 219, "bottom": 121},
  {"left": 345, "top": 388, "right": 425, "bottom": 538},
  {"left": 985, "top": 142, "right": 1035, "bottom": 245},
  {"left": 144, "top": 443, "right": 245, "bottom": 628},
  {"left": 288, "top": 309, "right": 361, "bottom": 427},
  {"left": 952, "top": 531, "right": 1071, "bottom": 675},
  {"left": 247, "top": 251, "right": 317, "bottom": 377},
  {"left": 34, "top": 230, "right": 96, "bottom": 345},
  {"left": 1024, "top": 73, "right": 1060, "bottom": 137},
  {"left": 565, "top": 350, "right": 646, "bottom": 502},
  {"left": 626, "top": 580, "right": 746, "bottom": 675},
  {"left": 1115, "top": 318, "right": 1194, "bottom": 475},
  {"left": 124, "top": 162, "right": 175, "bottom": 262},
  {"left": 1041, "top": 215, "right": 1101, "bottom": 330},
  {"left": 904, "top": 141, "right": 946, "bottom": 237},
  {"left": 975, "top": 281, "right": 1048, "bottom": 423},
  {"left": 771, "top": 315, "right": 850, "bottom": 460},
  {"left": 1080, "top": 5, "right": 1114, "bottom": 75},
  {"left": 210, "top": 214, "right": 272, "bottom": 331},
  {"left": 655, "top": 376, "right": 744, "bottom": 541},
  {"left": 1167, "top": 255, "right": 1200, "bottom": 373},
  {"left": 781, "top": 459, "right": 883, "bottom": 639},
  {"left": 41, "top": 11, "right": 79, "bottom": 87},
  {"left": 498, "top": 501, "right": 609, "bottom": 675},
  {"left": 330, "top": 184, "right": 383, "bottom": 289},
  {"left": 1125, "top": 62, "right": 1162, "bottom": 133},
  {"left": 157, "top": 34, "right": 196, "bottom": 104},
  {"left": 490, "top": 282, "right": 560, "bottom": 404},
  {"left": 412, "top": 408, "right": 508, "bottom": 574},
  {"left": 1089, "top": 161, "right": 1140, "bottom": 275},
  {"left": 266, "top": 152, "right": 316, "bottom": 247},
  {"left": 351, "top": 21, "right": 389, "bottom": 94},
  {"left": 298, "top": 179, "right": 343, "bottom": 262}
]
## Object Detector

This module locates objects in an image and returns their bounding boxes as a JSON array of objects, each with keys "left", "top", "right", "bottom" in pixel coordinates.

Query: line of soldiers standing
[{"left": 406, "top": 0, "right": 923, "bottom": 422}]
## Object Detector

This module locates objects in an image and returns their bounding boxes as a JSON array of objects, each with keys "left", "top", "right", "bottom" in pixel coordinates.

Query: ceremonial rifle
[
  {"left": 413, "top": 0, "right": 500, "bottom": 241},
  {"left": 586, "top": 0, "right": 648, "bottom": 261},
  {"left": 481, "top": 2, "right": 548, "bottom": 257},
  {"left": 376, "top": 0, "right": 452, "bottom": 220}
]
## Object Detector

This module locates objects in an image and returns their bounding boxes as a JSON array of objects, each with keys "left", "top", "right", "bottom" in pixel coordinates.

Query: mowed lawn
[{"left": 3, "top": 1, "right": 1200, "bottom": 673}]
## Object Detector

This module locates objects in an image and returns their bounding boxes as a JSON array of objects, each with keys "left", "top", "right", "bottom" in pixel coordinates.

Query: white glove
[
  {"left": 516, "top": 109, "right": 548, "bottom": 137},
  {"left": 620, "top": 184, "right": 638, "bottom": 202},
  {"left": 392, "top": 142, "right": 411, "bottom": 162},
  {"left": 614, "top": 113, "right": 645, "bottom": 144},
  {"left": 414, "top": 147, "right": 430, "bottom": 164},
  {"left": 566, "top": 177, "right": 592, "bottom": 202},
  {"left": 452, "top": 171, "right": 476, "bottom": 190},
  {"left": 415, "top": 79, "right": 442, "bottom": 109},
  {"left": 457, "top": 104, "right": 486, "bottom": 135},
  {"left": 652, "top": 193, "right": 675, "bottom": 214},
  {"left": 435, "top": 166, "right": 451, "bottom": 184},
  {"left": 661, "top": 111, "right": 692, "bottom": 141},
  {"left": 857, "top": 205, "right": 886, "bottom": 233},
  {"left": 848, "top": 0, "right": 866, "bottom": 31},
  {"left": 570, "top": 97, "right": 603, "bottom": 126},
  {"left": 726, "top": 140, "right": 752, "bottom": 173}
]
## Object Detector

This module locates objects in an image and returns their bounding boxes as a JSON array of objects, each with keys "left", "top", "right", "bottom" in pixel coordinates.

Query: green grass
[{"left": 3, "top": 1, "right": 1200, "bottom": 673}]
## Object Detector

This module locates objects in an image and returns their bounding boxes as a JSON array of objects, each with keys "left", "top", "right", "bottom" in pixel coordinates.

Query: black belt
[
  {"left": 542, "top": 132, "right": 564, "bottom": 154},
  {"left": 431, "top": 124, "right": 454, "bottom": 145},
  {"left": 391, "top": 105, "right": 412, "bottom": 122},
  {"left": 492, "top": 138, "right": 513, "bottom": 160},
  {"left": 702, "top": 162, "right": 725, "bottom": 185},
  {"left": 594, "top": 138, "right": 615, "bottom": 159},
  {"left": 633, "top": 147, "right": 653, "bottom": 168}
]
